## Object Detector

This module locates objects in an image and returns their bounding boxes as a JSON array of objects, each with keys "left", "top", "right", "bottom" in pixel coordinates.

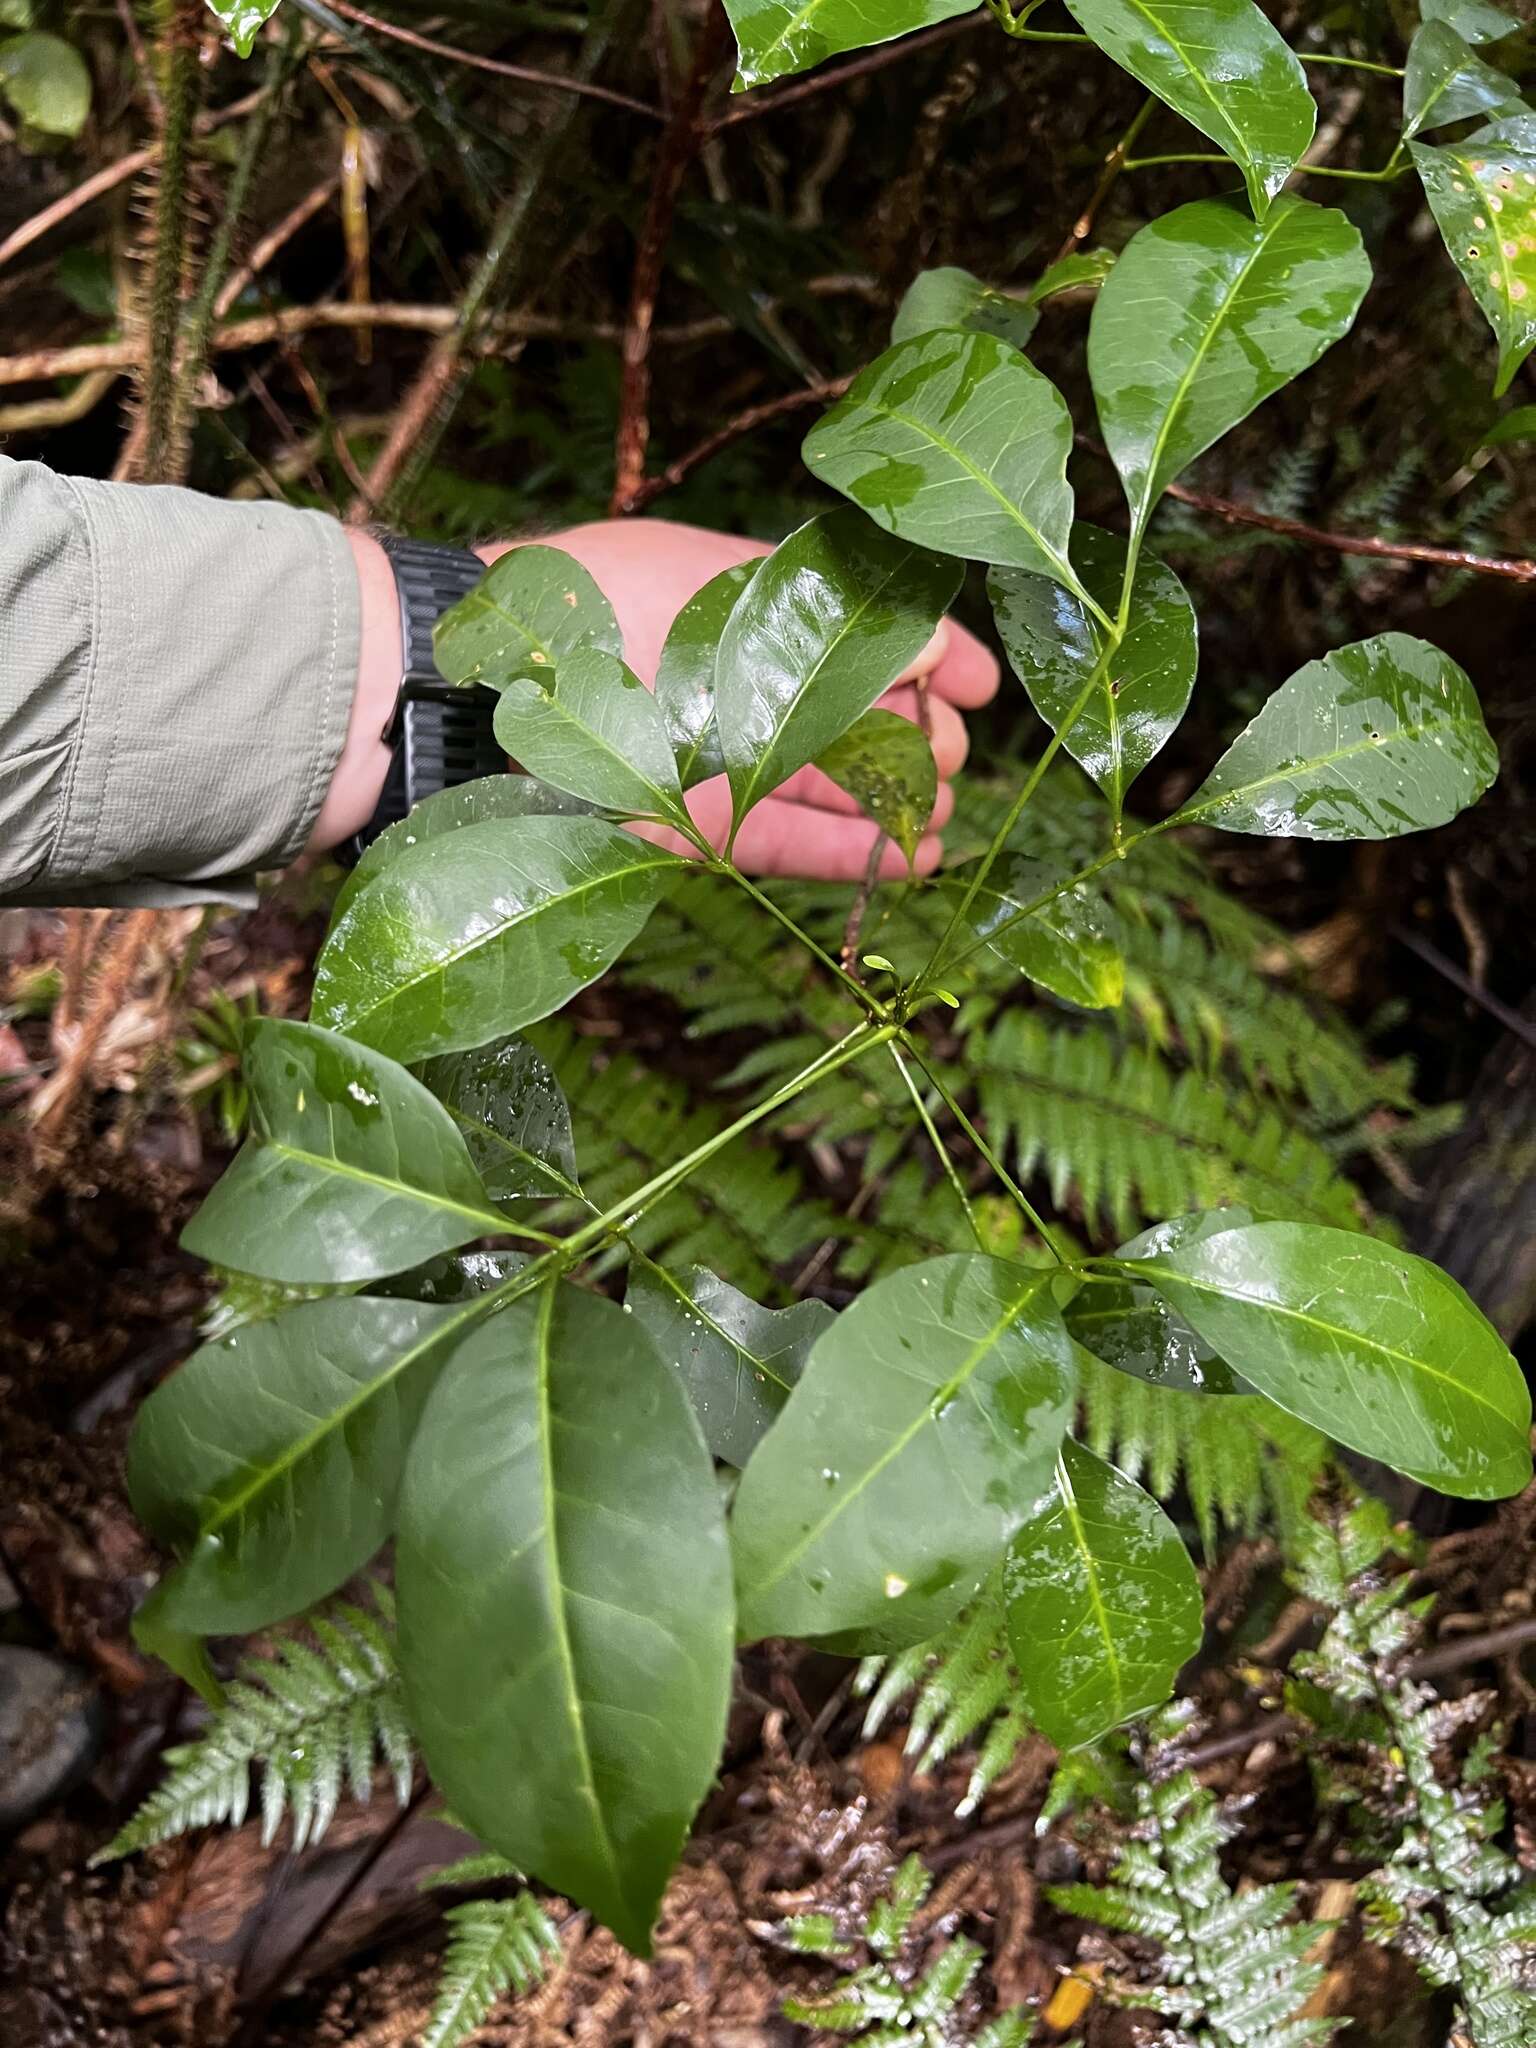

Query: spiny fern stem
[
  {"left": 899, "top": 1033, "right": 1068, "bottom": 1261},
  {"left": 139, "top": 0, "right": 203, "bottom": 483},
  {"left": 174, "top": 26, "right": 298, "bottom": 429},
  {"left": 888, "top": 1040, "right": 985, "bottom": 1251}
]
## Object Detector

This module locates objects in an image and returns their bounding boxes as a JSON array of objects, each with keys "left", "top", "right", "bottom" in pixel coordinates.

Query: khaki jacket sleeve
[{"left": 0, "top": 455, "right": 360, "bottom": 907}]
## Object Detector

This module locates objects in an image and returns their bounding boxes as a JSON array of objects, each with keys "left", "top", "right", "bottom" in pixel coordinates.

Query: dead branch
[
  {"left": 621, "top": 373, "right": 855, "bottom": 512},
  {"left": 611, "top": 5, "right": 734, "bottom": 513},
  {"left": 318, "top": 0, "right": 663, "bottom": 120}
]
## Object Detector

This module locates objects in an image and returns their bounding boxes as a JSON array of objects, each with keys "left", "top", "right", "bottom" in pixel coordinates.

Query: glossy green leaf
[
  {"left": 730, "top": 1255, "right": 1076, "bottom": 1646},
  {"left": 1174, "top": 633, "right": 1498, "bottom": 840},
  {"left": 1413, "top": 118, "right": 1536, "bottom": 395},
  {"left": 1089, "top": 196, "right": 1371, "bottom": 538},
  {"left": 433, "top": 545, "right": 620, "bottom": 694},
  {"left": 328, "top": 774, "right": 597, "bottom": 933},
  {"left": 891, "top": 266, "right": 1039, "bottom": 349},
  {"left": 417, "top": 1036, "right": 581, "bottom": 1210},
  {"left": 802, "top": 331, "right": 1081, "bottom": 584},
  {"left": 1130, "top": 1222, "right": 1533, "bottom": 1498},
  {"left": 181, "top": 1019, "right": 503, "bottom": 1284},
  {"left": 1063, "top": 0, "right": 1314, "bottom": 215},
  {"left": 376, "top": 1248, "right": 528, "bottom": 1303},
  {"left": 491, "top": 648, "right": 689, "bottom": 827},
  {"left": 939, "top": 854, "right": 1125, "bottom": 1008},
  {"left": 312, "top": 817, "right": 683, "bottom": 1064},
  {"left": 1421, "top": 0, "right": 1517, "bottom": 46},
  {"left": 0, "top": 28, "right": 88, "bottom": 133},
  {"left": 814, "top": 708, "right": 938, "bottom": 867},
  {"left": 203, "top": 0, "right": 283, "bottom": 56},
  {"left": 1480, "top": 400, "right": 1536, "bottom": 446},
  {"left": 1028, "top": 247, "right": 1117, "bottom": 303},
  {"left": 396, "top": 1286, "right": 734, "bottom": 1953},
  {"left": 715, "top": 509, "right": 959, "bottom": 826},
  {"left": 626, "top": 1258, "right": 836, "bottom": 1468},
  {"left": 128, "top": 1296, "right": 466, "bottom": 1634},
  {"left": 1066, "top": 1210, "right": 1255, "bottom": 1394},
  {"left": 1404, "top": 19, "right": 1523, "bottom": 138},
  {"left": 653, "top": 560, "right": 759, "bottom": 788},
  {"left": 1003, "top": 1437, "right": 1204, "bottom": 1748},
  {"left": 722, "top": 0, "right": 977, "bottom": 92},
  {"left": 988, "top": 524, "right": 1197, "bottom": 814}
]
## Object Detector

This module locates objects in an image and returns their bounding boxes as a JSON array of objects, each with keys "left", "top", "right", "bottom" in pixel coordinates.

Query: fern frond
[
  {"left": 421, "top": 1893, "right": 562, "bottom": 2048},
  {"left": 971, "top": 1014, "right": 1367, "bottom": 1238},
  {"left": 1076, "top": 1349, "right": 1330, "bottom": 1555},
  {"left": 1293, "top": 1504, "right": 1536, "bottom": 2048},
  {"left": 779, "top": 1853, "right": 1020, "bottom": 2044},
  {"left": 97, "top": 1590, "right": 410, "bottom": 1861},
  {"left": 422, "top": 1849, "right": 523, "bottom": 1890},
  {"left": 855, "top": 1568, "right": 1029, "bottom": 1817},
  {"left": 1049, "top": 1712, "right": 1336, "bottom": 2048}
]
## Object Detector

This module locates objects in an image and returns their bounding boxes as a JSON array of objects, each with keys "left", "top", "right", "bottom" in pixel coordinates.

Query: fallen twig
[{"left": 611, "top": 4, "right": 733, "bottom": 513}]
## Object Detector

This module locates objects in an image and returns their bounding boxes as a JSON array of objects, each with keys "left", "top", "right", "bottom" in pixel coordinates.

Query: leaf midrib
[
  {"left": 331, "top": 845, "right": 675, "bottom": 1035},
  {"left": 1133, "top": 1258, "right": 1519, "bottom": 1426},
  {"left": 194, "top": 1304, "right": 454, "bottom": 1541},
  {"left": 260, "top": 1133, "right": 504, "bottom": 1232},
  {"left": 532, "top": 1284, "right": 627, "bottom": 1899},
  {"left": 498, "top": 674, "right": 682, "bottom": 822},
  {"left": 740, "top": 1268, "right": 1054, "bottom": 1607},
  {"left": 832, "top": 391, "right": 1076, "bottom": 588},
  {"left": 1050, "top": 1446, "right": 1127, "bottom": 1717},
  {"left": 725, "top": 553, "right": 914, "bottom": 820},
  {"left": 1177, "top": 700, "right": 1485, "bottom": 825}
]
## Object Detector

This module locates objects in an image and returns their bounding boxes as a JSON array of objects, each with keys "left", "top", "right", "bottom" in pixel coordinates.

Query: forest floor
[{"left": 3, "top": 878, "right": 1534, "bottom": 2048}]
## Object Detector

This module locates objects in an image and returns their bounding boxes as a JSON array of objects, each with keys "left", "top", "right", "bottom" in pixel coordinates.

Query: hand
[{"left": 484, "top": 520, "right": 1000, "bottom": 883}]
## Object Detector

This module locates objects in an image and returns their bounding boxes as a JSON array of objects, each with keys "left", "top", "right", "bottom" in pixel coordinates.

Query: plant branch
[
  {"left": 611, "top": 4, "right": 733, "bottom": 513},
  {"left": 888, "top": 1041, "right": 985, "bottom": 1250},
  {"left": 1159, "top": 476, "right": 1536, "bottom": 584},
  {"left": 1056, "top": 96, "right": 1155, "bottom": 264},
  {"left": 621, "top": 374, "right": 856, "bottom": 511},
  {"left": 317, "top": 0, "right": 665, "bottom": 118},
  {"left": 135, "top": 0, "right": 204, "bottom": 483},
  {"left": 898, "top": 1033, "right": 1069, "bottom": 1261},
  {"left": 713, "top": 860, "right": 889, "bottom": 1018},
  {"left": 709, "top": 13, "right": 985, "bottom": 129}
]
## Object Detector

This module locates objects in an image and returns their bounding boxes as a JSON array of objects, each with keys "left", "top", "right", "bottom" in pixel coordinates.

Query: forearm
[{"left": 0, "top": 455, "right": 365, "bottom": 907}]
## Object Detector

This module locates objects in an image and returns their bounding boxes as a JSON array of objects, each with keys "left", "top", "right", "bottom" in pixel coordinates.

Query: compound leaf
[
  {"left": 491, "top": 648, "right": 688, "bottom": 827},
  {"left": 815, "top": 708, "right": 938, "bottom": 867},
  {"left": 626, "top": 1258, "right": 836, "bottom": 1467},
  {"left": 417, "top": 1036, "right": 581, "bottom": 1210},
  {"left": 715, "top": 508, "right": 959, "bottom": 827},
  {"left": 1413, "top": 116, "right": 1536, "bottom": 394},
  {"left": 653, "top": 560, "right": 760, "bottom": 788},
  {"left": 433, "top": 545, "right": 620, "bottom": 694},
  {"left": 989, "top": 525, "right": 1197, "bottom": 815},
  {"left": 722, "top": 0, "right": 977, "bottom": 92}
]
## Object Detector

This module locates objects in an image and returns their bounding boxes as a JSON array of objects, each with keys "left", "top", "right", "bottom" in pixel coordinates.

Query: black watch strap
[{"left": 336, "top": 537, "right": 503, "bottom": 867}]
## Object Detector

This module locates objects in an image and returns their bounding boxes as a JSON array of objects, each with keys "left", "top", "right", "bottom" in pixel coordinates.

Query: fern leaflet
[
  {"left": 421, "top": 1893, "right": 562, "bottom": 2048},
  {"left": 97, "top": 1589, "right": 411, "bottom": 1860}
]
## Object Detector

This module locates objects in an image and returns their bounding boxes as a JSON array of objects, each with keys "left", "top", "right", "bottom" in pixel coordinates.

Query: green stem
[
  {"left": 1298, "top": 50, "right": 1404, "bottom": 76},
  {"left": 983, "top": 0, "right": 1091, "bottom": 38},
  {"left": 1123, "top": 152, "right": 1409, "bottom": 183},
  {"left": 711, "top": 859, "right": 889, "bottom": 1020},
  {"left": 899, "top": 1033, "right": 1069, "bottom": 1263},
  {"left": 888, "top": 1041, "right": 985, "bottom": 1251}
]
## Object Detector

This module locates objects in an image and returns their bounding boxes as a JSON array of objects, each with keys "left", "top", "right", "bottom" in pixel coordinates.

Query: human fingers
[{"left": 925, "top": 618, "right": 1001, "bottom": 708}]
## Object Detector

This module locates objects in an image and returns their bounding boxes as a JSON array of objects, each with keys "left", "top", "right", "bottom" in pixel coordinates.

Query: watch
[{"left": 336, "top": 535, "right": 505, "bottom": 866}]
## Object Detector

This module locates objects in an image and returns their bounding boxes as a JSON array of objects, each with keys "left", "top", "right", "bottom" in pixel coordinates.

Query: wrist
[{"left": 306, "top": 528, "right": 403, "bottom": 852}]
